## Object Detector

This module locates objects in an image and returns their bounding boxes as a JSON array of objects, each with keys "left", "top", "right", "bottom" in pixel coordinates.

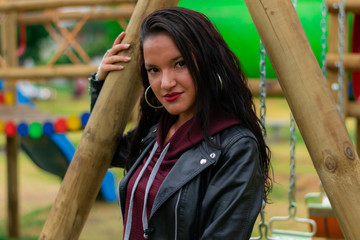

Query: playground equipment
[
  {"left": 38, "top": 1, "right": 180, "bottom": 239},
  {"left": 1, "top": 0, "right": 360, "bottom": 239},
  {"left": 246, "top": 1, "right": 360, "bottom": 240},
  {"left": 251, "top": 2, "right": 317, "bottom": 239},
  {"left": 0, "top": 0, "right": 135, "bottom": 238},
  {"left": 305, "top": 191, "right": 344, "bottom": 239}
]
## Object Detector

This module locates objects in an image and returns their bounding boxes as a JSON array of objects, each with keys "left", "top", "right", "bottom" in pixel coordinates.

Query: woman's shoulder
[
  {"left": 218, "top": 124, "right": 257, "bottom": 141},
  {"left": 215, "top": 124, "right": 258, "bottom": 151}
]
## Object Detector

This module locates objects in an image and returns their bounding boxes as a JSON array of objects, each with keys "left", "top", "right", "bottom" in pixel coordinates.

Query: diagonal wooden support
[
  {"left": 39, "top": 1, "right": 179, "bottom": 239},
  {"left": 44, "top": 23, "right": 82, "bottom": 64},
  {"left": 244, "top": 0, "right": 360, "bottom": 239},
  {"left": 46, "top": 9, "right": 92, "bottom": 65}
]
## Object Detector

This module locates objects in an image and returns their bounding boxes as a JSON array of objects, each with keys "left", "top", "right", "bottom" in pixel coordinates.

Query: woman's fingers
[
  {"left": 96, "top": 32, "right": 131, "bottom": 80},
  {"left": 112, "top": 42, "right": 131, "bottom": 54},
  {"left": 97, "top": 55, "right": 131, "bottom": 80},
  {"left": 107, "top": 43, "right": 131, "bottom": 56},
  {"left": 113, "top": 31, "right": 126, "bottom": 47},
  {"left": 107, "top": 32, "right": 130, "bottom": 55},
  {"left": 104, "top": 55, "right": 131, "bottom": 64}
]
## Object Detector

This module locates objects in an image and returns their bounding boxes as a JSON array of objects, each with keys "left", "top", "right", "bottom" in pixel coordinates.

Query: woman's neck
[{"left": 163, "top": 114, "right": 192, "bottom": 145}]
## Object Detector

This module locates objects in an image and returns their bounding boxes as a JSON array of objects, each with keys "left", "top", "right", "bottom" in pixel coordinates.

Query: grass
[{"left": 0, "top": 82, "right": 356, "bottom": 239}]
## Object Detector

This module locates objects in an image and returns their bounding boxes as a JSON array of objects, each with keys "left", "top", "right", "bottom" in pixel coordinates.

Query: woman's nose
[{"left": 161, "top": 70, "right": 176, "bottom": 89}]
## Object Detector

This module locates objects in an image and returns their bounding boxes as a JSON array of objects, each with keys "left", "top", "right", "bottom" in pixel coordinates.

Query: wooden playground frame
[{"left": 1, "top": 0, "right": 360, "bottom": 239}]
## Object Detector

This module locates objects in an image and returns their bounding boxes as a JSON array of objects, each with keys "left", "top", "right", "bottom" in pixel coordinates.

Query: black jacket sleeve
[
  {"left": 110, "top": 128, "right": 136, "bottom": 168},
  {"left": 88, "top": 73, "right": 135, "bottom": 168},
  {"left": 200, "top": 136, "right": 264, "bottom": 239},
  {"left": 88, "top": 73, "right": 105, "bottom": 112}
]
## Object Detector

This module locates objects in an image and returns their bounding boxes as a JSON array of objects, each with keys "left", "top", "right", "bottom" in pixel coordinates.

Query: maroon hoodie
[{"left": 124, "top": 110, "right": 239, "bottom": 239}]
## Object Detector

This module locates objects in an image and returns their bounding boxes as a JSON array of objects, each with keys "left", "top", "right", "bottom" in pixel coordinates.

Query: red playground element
[
  {"left": 352, "top": 14, "right": 360, "bottom": 100},
  {"left": 5, "top": 121, "right": 17, "bottom": 137},
  {"left": 54, "top": 118, "right": 67, "bottom": 133},
  {"left": 0, "top": 92, "right": 4, "bottom": 104}
]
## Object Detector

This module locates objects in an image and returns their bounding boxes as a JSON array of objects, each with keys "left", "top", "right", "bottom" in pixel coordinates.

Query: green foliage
[
  {"left": 80, "top": 21, "right": 124, "bottom": 58},
  {"left": 19, "top": 25, "right": 48, "bottom": 64},
  {"left": 18, "top": 20, "right": 124, "bottom": 65}
]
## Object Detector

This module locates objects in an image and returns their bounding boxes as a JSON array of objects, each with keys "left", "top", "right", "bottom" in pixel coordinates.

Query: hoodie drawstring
[{"left": 124, "top": 141, "right": 170, "bottom": 240}]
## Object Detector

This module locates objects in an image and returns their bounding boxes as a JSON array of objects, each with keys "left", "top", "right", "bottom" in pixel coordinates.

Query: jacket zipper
[{"left": 174, "top": 188, "right": 182, "bottom": 240}]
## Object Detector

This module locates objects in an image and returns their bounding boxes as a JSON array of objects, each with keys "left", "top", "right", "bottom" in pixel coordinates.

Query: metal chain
[
  {"left": 289, "top": 113, "right": 297, "bottom": 218},
  {"left": 288, "top": 0, "right": 298, "bottom": 219},
  {"left": 249, "top": 35, "right": 269, "bottom": 240},
  {"left": 250, "top": 201, "right": 278, "bottom": 240},
  {"left": 259, "top": 40, "right": 267, "bottom": 129},
  {"left": 336, "top": 0, "right": 345, "bottom": 117},
  {"left": 320, "top": 0, "right": 328, "bottom": 79}
]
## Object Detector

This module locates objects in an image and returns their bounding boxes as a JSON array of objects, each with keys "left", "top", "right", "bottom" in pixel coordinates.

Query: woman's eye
[
  {"left": 175, "top": 61, "right": 185, "bottom": 68},
  {"left": 147, "top": 68, "right": 159, "bottom": 73}
]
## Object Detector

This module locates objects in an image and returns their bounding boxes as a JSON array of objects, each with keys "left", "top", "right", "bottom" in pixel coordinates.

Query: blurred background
[{"left": 0, "top": 0, "right": 358, "bottom": 239}]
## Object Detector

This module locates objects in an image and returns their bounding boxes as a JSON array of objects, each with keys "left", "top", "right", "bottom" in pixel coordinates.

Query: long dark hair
[{"left": 126, "top": 7, "right": 272, "bottom": 200}]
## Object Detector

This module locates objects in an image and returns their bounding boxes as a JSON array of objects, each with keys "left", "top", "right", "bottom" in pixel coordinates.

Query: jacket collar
[
  {"left": 150, "top": 136, "right": 222, "bottom": 217},
  {"left": 119, "top": 126, "right": 223, "bottom": 217}
]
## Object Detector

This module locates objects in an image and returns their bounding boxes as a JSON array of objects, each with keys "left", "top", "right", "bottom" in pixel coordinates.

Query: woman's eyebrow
[
  {"left": 145, "top": 55, "right": 183, "bottom": 67},
  {"left": 170, "top": 55, "right": 182, "bottom": 63},
  {"left": 145, "top": 63, "right": 157, "bottom": 68}
]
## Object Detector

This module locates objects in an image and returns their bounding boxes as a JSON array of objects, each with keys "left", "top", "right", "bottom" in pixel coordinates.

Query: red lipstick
[{"left": 164, "top": 92, "right": 182, "bottom": 101}]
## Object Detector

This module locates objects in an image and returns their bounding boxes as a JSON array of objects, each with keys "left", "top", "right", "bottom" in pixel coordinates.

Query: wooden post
[
  {"left": 1, "top": 10, "right": 20, "bottom": 239},
  {"left": 6, "top": 135, "right": 20, "bottom": 238},
  {"left": 327, "top": 11, "right": 349, "bottom": 117},
  {"left": 39, "top": 1, "right": 179, "bottom": 239},
  {"left": 327, "top": 13, "right": 340, "bottom": 104},
  {"left": 244, "top": 0, "right": 360, "bottom": 239}
]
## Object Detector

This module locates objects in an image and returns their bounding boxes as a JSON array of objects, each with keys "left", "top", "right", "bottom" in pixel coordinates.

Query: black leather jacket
[
  {"left": 115, "top": 124, "right": 264, "bottom": 240},
  {"left": 89, "top": 76, "right": 264, "bottom": 239}
]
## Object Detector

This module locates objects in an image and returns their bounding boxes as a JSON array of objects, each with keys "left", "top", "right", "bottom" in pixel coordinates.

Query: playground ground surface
[{"left": 0, "top": 81, "right": 356, "bottom": 239}]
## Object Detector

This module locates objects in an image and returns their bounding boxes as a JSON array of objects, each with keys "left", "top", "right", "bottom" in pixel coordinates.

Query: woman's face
[{"left": 143, "top": 33, "right": 197, "bottom": 122}]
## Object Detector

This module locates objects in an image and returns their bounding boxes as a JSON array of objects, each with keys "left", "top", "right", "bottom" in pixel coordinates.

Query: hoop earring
[
  {"left": 145, "top": 86, "right": 163, "bottom": 109},
  {"left": 217, "top": 74, "right": 223, "bottom": 90}
]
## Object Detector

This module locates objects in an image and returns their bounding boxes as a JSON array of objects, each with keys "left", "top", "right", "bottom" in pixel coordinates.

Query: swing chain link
[
  {"left": 320, "top": 0, "right": 328, "bottom": 79},
  {"left": 259, "top": 40, "right": 267, "bottom": 129},
  {"left": 289, "top": 112, "right": 297, "bottom": 218},
  {"left": 249, "top": 39, "right": 271, "bottom": 240},
  {"left": 336, "top": 0, "right": 345, "bottom": 117}
]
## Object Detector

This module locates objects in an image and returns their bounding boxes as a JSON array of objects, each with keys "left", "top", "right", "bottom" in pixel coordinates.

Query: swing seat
[
  {"left": 305, "top": 192, "right": 344, "bottom": 239},
  {"left": 271, "top": 232, "right": 313, "bottom": 240}
]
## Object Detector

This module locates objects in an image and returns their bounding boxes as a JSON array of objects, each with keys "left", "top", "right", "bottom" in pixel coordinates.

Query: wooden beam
[
  {"left": 248, "top": 78, "right": 283, "bottom": 96},
  {"left": 0, "top": 65, "right": 97, "bottom": 79},
  {"left": 0, "top": 0, "right": 133, "bottom": 12},
  {"left": 327, "top": 0, "right": 360, "bottom": 13},
  {"left": 348, "top": 102, "right": 360, "bottom": 118},
  {"left": 327, "top": 14, "right": 341, "bottom": 104},
  {"left": 244, "top": 0, "right": 360, "bottom": 239},
  {"left": 39, "top": 0, "right": 180, "bottom": 239},
  {"left": 326, "top": 10, "right": 349, "bottom": 117},
  {"left": 18, "top": 6, "right": 135, "bottom": 25},
  {"left": 6, "top": 135, "right": 20, "bottom": 239},
  {"left": 1, "top": 11, "right": 20, "bottom": 238},
  {"left": 327, "top": 53, "right": 360, "bottom": 71}
]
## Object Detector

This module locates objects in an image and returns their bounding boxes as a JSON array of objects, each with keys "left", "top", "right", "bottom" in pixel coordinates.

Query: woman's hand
[{"left": 96, "top": 32, "right": 131, "bottom": 80}]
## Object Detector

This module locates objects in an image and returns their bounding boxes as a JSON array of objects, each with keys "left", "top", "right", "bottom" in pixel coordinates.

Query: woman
[{"left": 89, "top": 7, "right": 271, "bottom": 240}]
